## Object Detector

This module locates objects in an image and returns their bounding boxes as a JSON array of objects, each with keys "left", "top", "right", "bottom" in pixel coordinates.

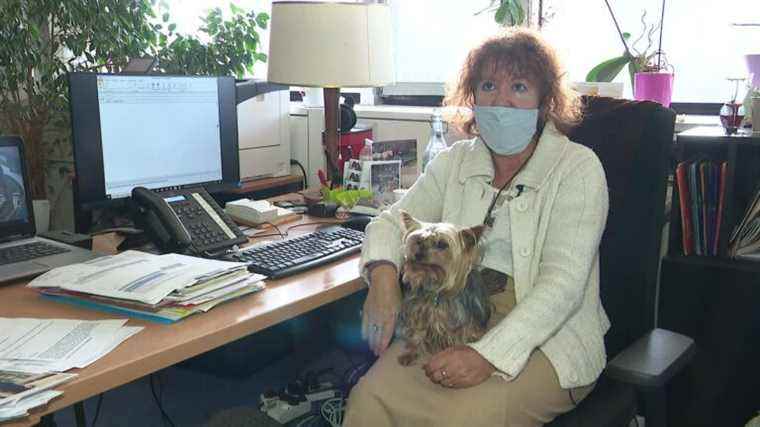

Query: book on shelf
[
  {"left": 675, "top": 163, "right": 694, "bottom": 255},
  {"left": 675, "top": 159, "right": 727, "bottom": 256},
  {"left": 728, "top": 182, "right": 760, "bottom": 260}
]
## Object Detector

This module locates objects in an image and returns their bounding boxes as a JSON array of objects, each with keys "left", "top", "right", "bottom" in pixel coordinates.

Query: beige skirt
[{"left": 343, "top": 276, "right": 595, "bottom": 427}]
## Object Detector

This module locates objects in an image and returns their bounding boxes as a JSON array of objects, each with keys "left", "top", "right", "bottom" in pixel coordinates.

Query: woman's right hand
[{"left": 361, "top": 263, "right": 401, "bottom": 356}]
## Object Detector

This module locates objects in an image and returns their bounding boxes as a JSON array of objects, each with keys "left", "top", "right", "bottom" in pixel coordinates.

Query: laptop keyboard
[{"left": 0, "top": 242, "right": 70, "bottom": 266}]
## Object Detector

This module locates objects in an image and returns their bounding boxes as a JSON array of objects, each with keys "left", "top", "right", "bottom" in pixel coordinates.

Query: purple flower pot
[{"left": 634, "top": 72, "right": 674, "bottom": 107}]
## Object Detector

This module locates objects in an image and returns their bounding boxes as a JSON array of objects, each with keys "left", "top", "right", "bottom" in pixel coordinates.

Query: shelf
[
  {"left": 663, "top": 254, "right": 760, "bottom": 273},
  {"left": 677, "top": 126, "right": 760, "bottom": 145}
]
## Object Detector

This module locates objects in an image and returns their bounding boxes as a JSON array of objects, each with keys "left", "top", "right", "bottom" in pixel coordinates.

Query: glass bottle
[
  {"left": 359, "top": 138, "right": 373, "bottom": 162},
  {"left": 422, "top": 109, "right": 448, "bottom": 172}
]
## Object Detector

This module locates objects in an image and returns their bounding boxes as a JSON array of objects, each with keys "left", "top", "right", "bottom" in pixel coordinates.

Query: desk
[{"left": 2, "top": 216, "right": 365, "bottom": 427}]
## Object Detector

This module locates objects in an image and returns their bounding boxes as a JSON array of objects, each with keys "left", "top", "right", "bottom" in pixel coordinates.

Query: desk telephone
[{"left": 131, "top": 186, "right": 247, "bottom": 255}]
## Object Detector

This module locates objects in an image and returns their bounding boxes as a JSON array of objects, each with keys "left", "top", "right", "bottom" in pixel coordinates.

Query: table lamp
[{"left": 268, "top": 0, "right": 395, "bottom": 185}]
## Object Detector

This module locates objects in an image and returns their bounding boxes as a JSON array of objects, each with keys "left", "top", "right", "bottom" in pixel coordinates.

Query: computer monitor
[{"left": 69, "top": 73, "right": 240, "bottom": 213}]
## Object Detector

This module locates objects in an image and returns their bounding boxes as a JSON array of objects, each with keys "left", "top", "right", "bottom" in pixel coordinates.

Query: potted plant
[
  {"left": 586, "top": 0, "right": 674, "bottom": 107},
  {"left": 0, "top": 1, "right": 269, "bottom": 230}
]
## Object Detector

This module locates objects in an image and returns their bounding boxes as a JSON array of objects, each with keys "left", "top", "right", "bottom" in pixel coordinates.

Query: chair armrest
[{"left": 605, "top": 328, "right": 696, "bottom": 389}]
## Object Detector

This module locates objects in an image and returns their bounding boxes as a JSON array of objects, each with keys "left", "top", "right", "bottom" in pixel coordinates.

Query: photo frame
[
  {"left": 370, "top": 139, "right": 418, "bottom": 188},
  {"left": 367, "top": 160, "right": 402, "bottom": 209}
]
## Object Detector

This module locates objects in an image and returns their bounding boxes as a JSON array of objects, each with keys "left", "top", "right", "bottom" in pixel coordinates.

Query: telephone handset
[{"left": 131, "top": 186, "right": 247, "bottom": 255}]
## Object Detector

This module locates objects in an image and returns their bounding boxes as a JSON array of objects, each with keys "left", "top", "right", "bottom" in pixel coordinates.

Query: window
[
  {"left": 541, "top": 0, "right": 759, "bottom": 104},
  {"left": 163, "top": 1, "right": 759, "bottom": 105}
]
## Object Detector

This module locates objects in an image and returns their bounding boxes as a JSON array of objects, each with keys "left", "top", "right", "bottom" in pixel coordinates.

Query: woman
[{"left": 343, "top": 28, "right": 610, "bottom": 426}]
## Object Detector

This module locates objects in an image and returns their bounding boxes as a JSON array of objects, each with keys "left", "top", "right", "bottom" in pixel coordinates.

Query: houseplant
[
  {"left": 0, "top": 0, "right": 268, "bottom": 229},
  {"left": 586, "top": 0, "right": 674, "bottom": 107},
  {"left": 475, "top": 0, "right": 527, "bottom": 27}
]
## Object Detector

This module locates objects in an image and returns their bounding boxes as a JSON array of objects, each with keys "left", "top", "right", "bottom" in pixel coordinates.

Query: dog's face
[{"left": 400, "top": 210, "right": 484, "bottom": 294}]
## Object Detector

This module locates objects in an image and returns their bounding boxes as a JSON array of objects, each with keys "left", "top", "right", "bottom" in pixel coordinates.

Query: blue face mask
[{"left": 473, "top": 106, "right": 539, "bottom": 156}]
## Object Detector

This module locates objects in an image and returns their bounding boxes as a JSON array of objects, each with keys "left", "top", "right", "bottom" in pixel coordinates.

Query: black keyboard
[
  {"left": 0, "top": 241, "right": 70, "bottom": 265},
  {"left": 223, "top": 225, "right": 364, "bottom": 279}
]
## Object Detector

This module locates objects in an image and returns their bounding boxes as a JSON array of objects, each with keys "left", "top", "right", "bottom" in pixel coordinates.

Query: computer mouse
[{"left": 342, "top": 215, "right": 372, "bottom": 232}]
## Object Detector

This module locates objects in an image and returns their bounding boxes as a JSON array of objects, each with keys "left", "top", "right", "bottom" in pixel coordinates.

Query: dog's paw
[{"left": 397, "top": 351, "right": 418, "bottom": 366}]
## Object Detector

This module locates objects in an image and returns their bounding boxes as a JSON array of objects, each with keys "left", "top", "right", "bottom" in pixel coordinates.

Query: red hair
[{"left": 444, "top": 28, "right": 581, "bottom": 137}]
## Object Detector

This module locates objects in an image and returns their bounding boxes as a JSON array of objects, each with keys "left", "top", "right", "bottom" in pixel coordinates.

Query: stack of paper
[
  {"left": 0, "top": 318, "right": 144, "bottom": 421},
  {"left": 0, "top": 371, "right": 72, "bottom": 422},
  {"left": 28, "top": 251, "right": 266, "bottom": 323}
]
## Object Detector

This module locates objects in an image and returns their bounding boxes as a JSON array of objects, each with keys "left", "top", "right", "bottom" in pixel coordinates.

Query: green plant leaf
[
  {"left": 586, "top": 54, "right": 632, "bottom": 82},
  {"left": 162, "top": 12, "right": 169, "bottom": 22}
]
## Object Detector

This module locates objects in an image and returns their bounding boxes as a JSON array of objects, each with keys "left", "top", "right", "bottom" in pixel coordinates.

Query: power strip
[{"left": 259, "top": 383, "right": 340, "bottom": 424}]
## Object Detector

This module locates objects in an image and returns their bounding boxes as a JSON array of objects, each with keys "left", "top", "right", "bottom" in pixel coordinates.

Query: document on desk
[
  {"left": 0, "top": 389, "right": 63, "bottom": 422},
  {"left": 28, "top": 250, "right": 249, "bottom": 305},
  {"left": 0, "top": 318, "right": 143, "bottom": 373}
]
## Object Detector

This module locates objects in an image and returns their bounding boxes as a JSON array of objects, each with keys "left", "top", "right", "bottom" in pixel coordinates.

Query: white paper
[
  {"left": 0, "top": 318, "right": 143, "bottom": 372},
  {"left": 0, "top": 390, "right": 63, "bottom": 421},
  {"left": 28, "top": 251, "right": 247, "bottom": 305},
  {"left": 0, "top": 370, "right": 75, "bottom": 407}
]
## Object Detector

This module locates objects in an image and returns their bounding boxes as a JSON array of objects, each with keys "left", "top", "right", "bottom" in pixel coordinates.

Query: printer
[{"left": 236, "top": 80, "right": 291, "bottom": 180}]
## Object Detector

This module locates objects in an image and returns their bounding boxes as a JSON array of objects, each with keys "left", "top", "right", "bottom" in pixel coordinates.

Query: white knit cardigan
[{"left": 359, "top": 122, "right": 611, "bottom": 388}]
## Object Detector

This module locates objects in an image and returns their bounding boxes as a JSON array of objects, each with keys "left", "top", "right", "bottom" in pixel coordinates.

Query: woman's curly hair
[{"left": 444, "top": 28, "right": 582, "bottom": 137}]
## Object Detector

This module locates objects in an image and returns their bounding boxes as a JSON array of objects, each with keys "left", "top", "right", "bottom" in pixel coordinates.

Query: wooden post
[{"left": 323, "top": 87, "right": 341, "bottom": 185}]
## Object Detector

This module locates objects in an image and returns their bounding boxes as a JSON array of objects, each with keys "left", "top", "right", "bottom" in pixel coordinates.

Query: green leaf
[
  {"left": 255, "top": 13, "right": 269, "bottom": 29},
  {"left": 168, "top": 23, "right": 176, "bottom": 32},
  {"left": 230, "top": 3, "right": 243, "bottom": 15},
  {"left": 586, "top": 54, "right": 632, "bottom": 82},
  {"left": 162, "top": 12, "right": 169, "bottom": 22}
]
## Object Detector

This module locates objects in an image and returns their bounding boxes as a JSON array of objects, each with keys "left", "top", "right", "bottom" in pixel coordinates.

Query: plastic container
[{"left": 359, "top": 138, "right": 374, "bottom": 162}]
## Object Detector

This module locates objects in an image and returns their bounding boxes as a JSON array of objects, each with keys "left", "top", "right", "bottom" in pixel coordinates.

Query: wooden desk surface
[
  {"left": 2, "top": 216, "right": 365, "bottom": 427},
  {"left": 227, "top": 174, "right": 303, "bottom": 194}
]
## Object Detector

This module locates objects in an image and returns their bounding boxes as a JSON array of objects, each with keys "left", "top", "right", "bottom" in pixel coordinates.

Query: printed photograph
[
  {"left": 369, "top": 160, "right": 402, "bottom": 208},
  {"left": 371, "top": 139, "right": 418, "bottom": 189}
]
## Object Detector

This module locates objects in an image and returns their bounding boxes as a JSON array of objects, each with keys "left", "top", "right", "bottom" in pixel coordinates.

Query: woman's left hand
[{"left": 423, "top": 345, "right": 495, "bottom": 389}]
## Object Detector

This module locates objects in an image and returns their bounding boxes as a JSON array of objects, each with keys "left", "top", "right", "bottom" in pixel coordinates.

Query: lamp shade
[{"left": 268, "top": 1, "right": 395, "bottom": 88}]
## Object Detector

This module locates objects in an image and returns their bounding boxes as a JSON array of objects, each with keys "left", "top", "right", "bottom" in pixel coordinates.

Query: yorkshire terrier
[{"left": 395, "top": 210, "right": 492, "bottom": 366}]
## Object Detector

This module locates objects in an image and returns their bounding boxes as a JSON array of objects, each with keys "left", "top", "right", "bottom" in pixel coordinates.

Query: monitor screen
[{"left": 69, "top": 73, "right": 240, "bottom": 211}]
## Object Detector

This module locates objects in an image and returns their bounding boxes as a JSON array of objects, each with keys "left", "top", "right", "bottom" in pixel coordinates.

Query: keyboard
[
  {"left": 0, "top": 241, "right": 70, "bottom": 265},
  {"left": 223, "top": 225, "right": 364, "bottom": 279}
]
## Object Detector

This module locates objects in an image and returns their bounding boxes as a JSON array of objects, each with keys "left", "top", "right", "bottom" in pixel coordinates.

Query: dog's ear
[
  {"left": 460, "top": 224, "right": 485, "bottom": 250},
  {"left": 399, "top": 209, "right": 422, "bottom": 233}
]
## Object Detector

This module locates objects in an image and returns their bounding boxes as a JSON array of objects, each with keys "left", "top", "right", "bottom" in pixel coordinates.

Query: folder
[{"left": 675, "top": 162, "right": 694, "bottom": 255}]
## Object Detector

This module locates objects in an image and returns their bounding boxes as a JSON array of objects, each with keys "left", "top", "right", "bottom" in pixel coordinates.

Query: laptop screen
[{"left": 0, "top": 141, "right": 32, "bottom": 234}]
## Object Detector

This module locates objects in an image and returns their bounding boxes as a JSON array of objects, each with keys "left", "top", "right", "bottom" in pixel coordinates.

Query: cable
[
  {"left": 320, "top": 397, "right": 345, "bottom": 427},
  {"left": 149, "top": 373, "right": 176, "bottom": 427},
  {"left": 290, "top": 159, "right": 308, "bottom": 191},
  {"left": 90, "top": 393, "right": 104, "bottom": 427},
  {"left": 285, "top": 221, "right": 341, "bottom": 233},
  {"left": 260, "top": 221, "right": 284, "bottom": 238}
]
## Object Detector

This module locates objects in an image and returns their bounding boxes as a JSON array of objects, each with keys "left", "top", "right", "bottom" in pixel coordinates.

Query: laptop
[{"left": 0, "top": 136, "right": 100, "bottom": 284}]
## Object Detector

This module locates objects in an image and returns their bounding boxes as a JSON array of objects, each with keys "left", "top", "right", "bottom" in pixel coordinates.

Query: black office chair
[{"left": 546, "top": 97, "right": 695, "bottom": 427}]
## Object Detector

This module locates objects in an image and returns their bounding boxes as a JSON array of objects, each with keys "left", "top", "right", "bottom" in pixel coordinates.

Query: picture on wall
[{"left": 370, "top": 139, "right": 417, "bottom": 189}]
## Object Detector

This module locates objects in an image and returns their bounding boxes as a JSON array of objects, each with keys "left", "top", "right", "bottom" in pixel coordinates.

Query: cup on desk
[
  {"left": 752, "top": 96, "right": 760, "bottom": 134},
  {"left": 393, "top": 188, "right": 407, "bottom": 203}
]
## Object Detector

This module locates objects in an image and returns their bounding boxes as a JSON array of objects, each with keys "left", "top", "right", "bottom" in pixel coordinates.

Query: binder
[
  {"left": 675, "top": 162, "right": 694, "bottom": 255},
  {"left": 714, "top": 161, "right": 728, "bottom": 255},
  {"left": 689, "top": 161, "right": 702, "bottom": 256}
]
